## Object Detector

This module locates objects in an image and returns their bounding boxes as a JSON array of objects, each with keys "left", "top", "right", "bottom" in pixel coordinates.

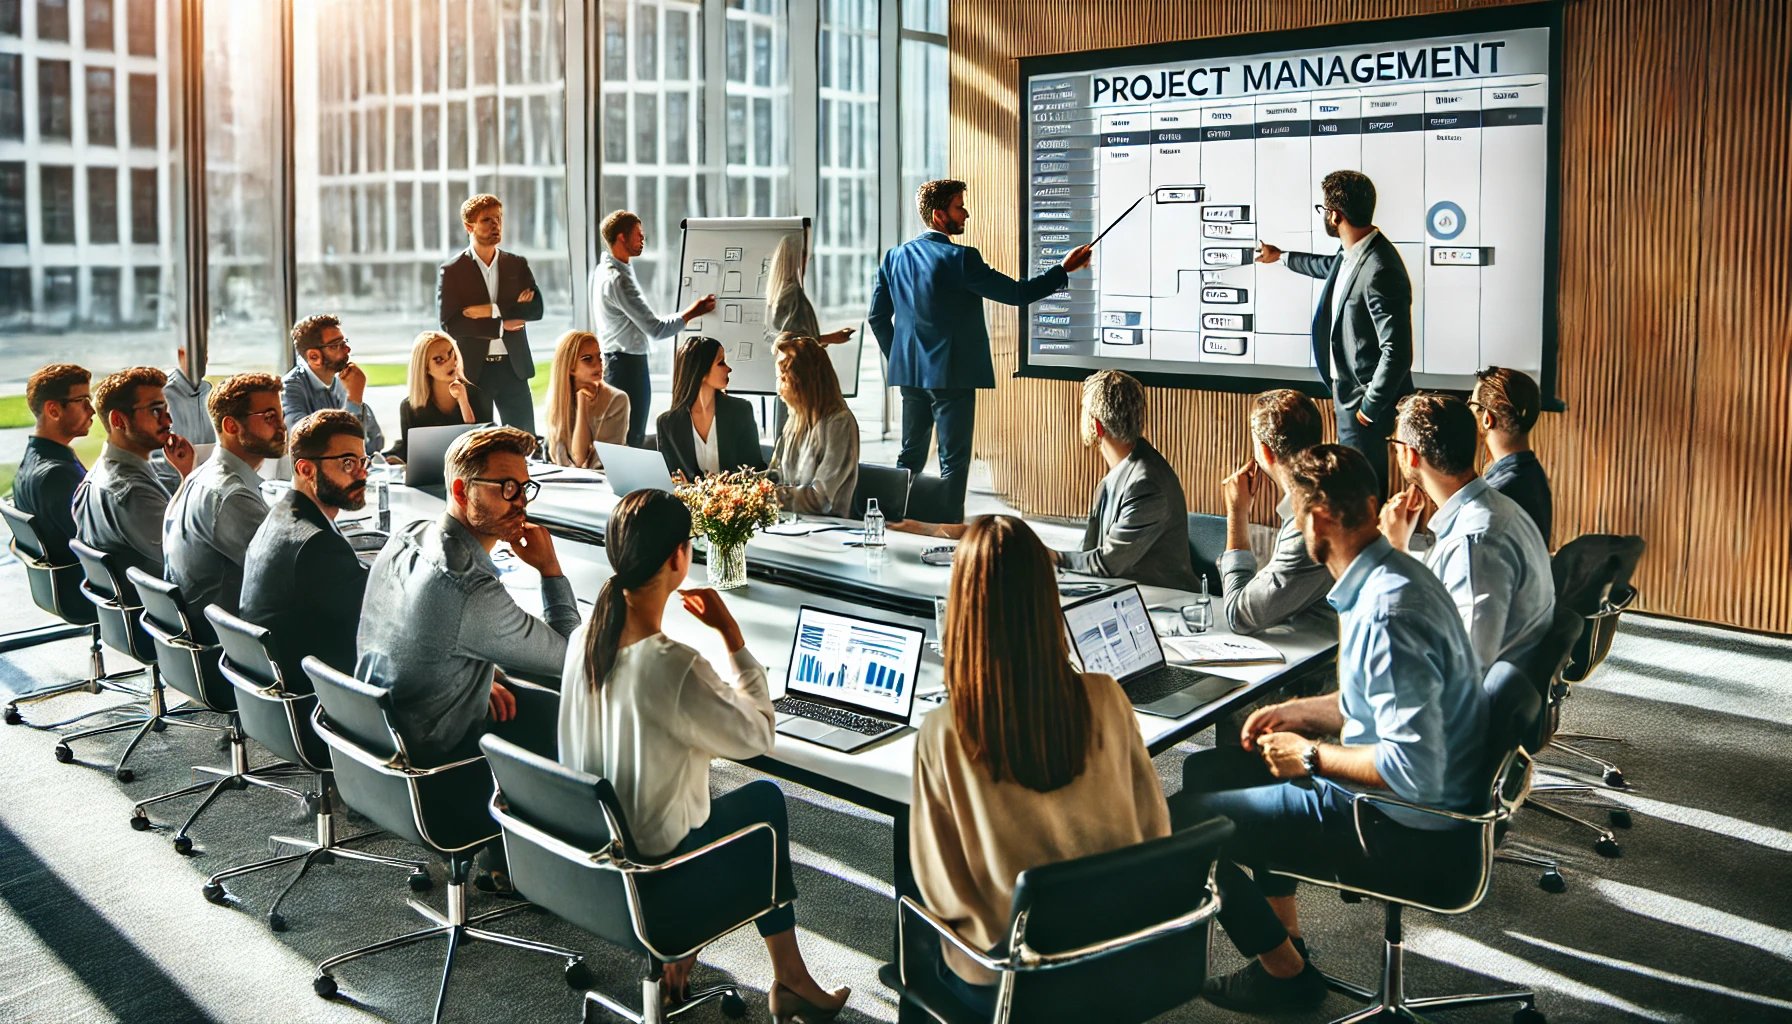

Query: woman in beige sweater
[
  {"left": 910, "top": 515, "right": 1171, "bottom": 1013},
  {"left": 543, "top": 329, "right": 631, "bottom": 468}
]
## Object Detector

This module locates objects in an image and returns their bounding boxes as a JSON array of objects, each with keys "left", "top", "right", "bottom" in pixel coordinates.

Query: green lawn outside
[{"left": 0, "top": 394, "right": 30, "bottom": 430}]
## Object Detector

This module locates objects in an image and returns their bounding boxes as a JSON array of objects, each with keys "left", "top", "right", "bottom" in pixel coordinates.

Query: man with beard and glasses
[
  {"left": 15, "top": 363, "right": 95, "bottom": 559},
  {"left": 1168, "top": 445, "right": 1485, "bottom": 1015},
  {"left": 280, "top": 313, "right": 386, "bottom": 454},
  {"left": 163, "top": 373, "right": 286, "bottom": 624},
  {"left": 1256, "top": 170, "right": 1413, "bottom": 496},
  {"left": 241, "top": 411, "right": 374, "bottom": 686},
  {"left": 356, "top": 425, "right": 577, "bottom": 773},
  {"left": 74, "top": 367, "right": 198, "bottom": 577}
]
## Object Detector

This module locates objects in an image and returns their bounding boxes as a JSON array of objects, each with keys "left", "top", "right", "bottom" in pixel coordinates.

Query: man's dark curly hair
[
  {"left": 291, "top": 313, "right": 343, "bottom": 355},
  {"left": 1321, "top": 170, "right": 1376, "bottom": 228},
  {"left": 915, "top": 179, "right": 966, "bottom": 228},
  {"left": 1395, "top": 393, "right": 1479, "bottom": 477}
]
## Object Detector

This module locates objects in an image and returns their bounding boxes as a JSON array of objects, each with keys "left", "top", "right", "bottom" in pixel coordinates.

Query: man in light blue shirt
[
  {"left": 1169, "top": 444, "right": 1487, "bottom": 1015},
  {"left": 1381, "top": 393, "right": 1554, "bottom": 667},
  {"left": 279, "top": 314, "right": 385, "bottom": 453},
  {"left": 592, "top": 210, "right": 716, "bottom": 447}
]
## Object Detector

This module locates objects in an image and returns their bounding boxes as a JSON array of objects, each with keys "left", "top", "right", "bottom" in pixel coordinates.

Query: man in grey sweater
[
  {"left": 1055, "top": 370, "right": 1200, "bottom": 593},
  {"left": 357, "top": 426, "right": 577, "bottom": 767},
  {"left": 1218, "top": 390, "right": 1337, "bottom": 635}
]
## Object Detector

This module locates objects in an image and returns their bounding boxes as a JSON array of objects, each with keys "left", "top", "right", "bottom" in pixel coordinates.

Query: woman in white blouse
[
  {"left": 558, "top": 489, "right": 847, "bottom": 1021},
  {"left": 543, "top": 329, "right": 630, "bottom": 468}
]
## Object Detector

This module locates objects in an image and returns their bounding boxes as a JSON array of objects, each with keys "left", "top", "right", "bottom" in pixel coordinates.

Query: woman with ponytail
[{"left": 557, "top": 488, "right": 849, "bottom": 1020}]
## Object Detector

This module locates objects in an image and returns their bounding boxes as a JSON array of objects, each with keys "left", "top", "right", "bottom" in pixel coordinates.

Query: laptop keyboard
[
  {"left": 775, "top": 697, "right": 894, "bottom": 736},
  {"left": 1122, "top": 665, "right": 1209, "bottom": 707}
]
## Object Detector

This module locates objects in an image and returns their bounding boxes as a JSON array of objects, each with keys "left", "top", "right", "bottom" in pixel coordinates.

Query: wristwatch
[{"left": 1300, "top": 743, "right": 1322, "bottom": 778}]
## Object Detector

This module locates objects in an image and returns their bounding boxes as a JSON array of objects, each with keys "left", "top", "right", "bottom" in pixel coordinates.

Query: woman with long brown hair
[
  {"left": 768, "top": 332, "right": 858, "bottom": 515},
  {"left": 557, "top": 489, "right": 848, "bottom": 1021},
  {"left": 654, "top": 335, "right": 768, "bottom": 480},
  {"left": 910, "top": 515, "right": 1170, "bottom": 1013},
  {"left": 542, "top": 329, "right": 630, "bottom": 467}
]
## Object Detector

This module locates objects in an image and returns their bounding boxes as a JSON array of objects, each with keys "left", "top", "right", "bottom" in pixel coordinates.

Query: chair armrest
[
  {"left": 1009, "top": 886, "right": 1223, "bottom": 970},
  {"left": 490, "top": 797, "right": 616, "bottom": 867},
  {"left": 898, "top": 897, "right": 1013, "bottom": 974},
  {"left": 309, "top": 705, "right": 485, "bottom": 777}
]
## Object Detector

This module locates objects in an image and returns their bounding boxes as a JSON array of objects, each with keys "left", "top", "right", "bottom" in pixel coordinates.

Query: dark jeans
[
  {"left": 1333, "top": 402, "right": 1393, "bottom": 498},
  {"left": 667, "top": 779, "right": 798, "bottom": 937},
  {"left": 604, "top": 352, "right": 653, "bottom": 448},
  {"left": 897, "top": 386, "right": 976, "bottom": 523},
  {"left": 1168, "top": 747, "right": 1475, "bottom": 960},
  {"left": 482, "top": 360, "right": 537, "bottom": 436}
]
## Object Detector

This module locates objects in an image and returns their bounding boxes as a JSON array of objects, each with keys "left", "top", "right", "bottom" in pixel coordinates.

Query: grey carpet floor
[{"left": 3, "top": 564, "right": 1790, "bottom": 1023}]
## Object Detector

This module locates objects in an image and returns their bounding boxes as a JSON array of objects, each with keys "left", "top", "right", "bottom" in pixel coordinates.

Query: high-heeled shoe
[{"left": 768, "top": 981, "right": 850, "bottom": 1023}]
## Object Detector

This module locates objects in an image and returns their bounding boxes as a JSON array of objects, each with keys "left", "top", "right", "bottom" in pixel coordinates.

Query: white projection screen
[{"left": 1017, "top": 3, "right": 1564, "bottom": 403}]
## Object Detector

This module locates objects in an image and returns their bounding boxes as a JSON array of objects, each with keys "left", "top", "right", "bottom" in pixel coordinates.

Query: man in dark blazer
[
  {"left": 437, "top": 194, "right": 543, "bottom": 434},
  {"left": 239, "top": 410, "right": 371, "bottom": 686},
  {"left": 1257, "top": 170, "right": 1413, "bottom": 496},
  {"left": 868, "top": 179, "right": 1092, "bottom": 522}
]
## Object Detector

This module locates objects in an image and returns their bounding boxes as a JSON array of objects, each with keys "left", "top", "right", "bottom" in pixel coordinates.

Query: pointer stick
[{"left": 1089, "top": 193, "right": 1147, "bottom": 247}]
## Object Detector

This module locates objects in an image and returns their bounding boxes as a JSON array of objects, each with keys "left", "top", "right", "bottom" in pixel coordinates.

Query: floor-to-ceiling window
[
  {"left": 899, "top": 0, "right": 945, "bottom": 211},
  {"left": 203, "top": 0, "right": 280, "bottom": 373}
]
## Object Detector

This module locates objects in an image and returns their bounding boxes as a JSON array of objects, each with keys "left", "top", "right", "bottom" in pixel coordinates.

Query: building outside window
[{"left": 899, "top": 0, "right": 946, "bottom": 209}]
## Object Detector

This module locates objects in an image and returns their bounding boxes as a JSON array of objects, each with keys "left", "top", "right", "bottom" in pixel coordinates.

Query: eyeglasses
[
  {"left": 469, "top": 477, "right": 540, "bottom": 503},
  {"left": 320, "top": 339, "right": 349, "bottom": 352},
  {"left": 1314, "top": 204, "right": 1333, "bottom": 216},
  {"left": 130, "top": 401, "right": 172, "bottom": 419},
  {"left": 300, "top": 453, "right": 373, "bottom": 473},
  {"left": 245, "top": 407, "right": 285, "bottom": 427}
]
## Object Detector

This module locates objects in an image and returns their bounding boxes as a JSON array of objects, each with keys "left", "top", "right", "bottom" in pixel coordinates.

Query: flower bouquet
[{"left": 674, "top": 469, "right": 780, "bottom": 590}]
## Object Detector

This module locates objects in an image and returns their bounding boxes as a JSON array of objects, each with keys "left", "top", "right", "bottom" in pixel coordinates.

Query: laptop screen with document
[
  {"left": 1062, "top": 584, "right": 1166, "bottom": 684},
  {"left": 785, "top": 606, "right": 926, "bottom": 723}
]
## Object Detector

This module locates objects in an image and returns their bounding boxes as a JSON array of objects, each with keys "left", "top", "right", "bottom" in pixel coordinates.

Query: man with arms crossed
[
  {"left": 438, "top": 194, "right": 544, "bottom": 433},
  {"left": 281, "top": 314, "right": 386, "bottom": 454},
  {"left": 357, "top": 426, "right": 577, "bottom": 769},
  {"left": 1257, "top": 170, "right": 1413, "bottom": 495},
  {"left": 1169, "top": 444, "right": 1487, "bottom": 1013},
  {"left": 869, "top": 179, "right": 1092, "bottom": 522},
  {"left": 240, "top": 411, "right": 373, "bottom": 686},
  {"left": 593, "top": 210, "right": 716, "bottom": 448},
  {"left": 1219, "top": 389, "right": 1335, "bottom": 635},
  {"left": 163, "top": 373, "right": 286, "bottom": 622},
  {"left": 1380, "top": 393, "right": 1554, "bottom": 667},
  {"left": 14, "top": 364, "right": 94, "bottom": 557},
  {"left": 74, "top": 367, "right": 197, "bottom": 577}
]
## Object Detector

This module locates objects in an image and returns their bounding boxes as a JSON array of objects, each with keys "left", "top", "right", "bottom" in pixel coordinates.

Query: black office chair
[
  {"left": 882, "top": 818, "right": 1231, "bottom": 1024},
  {"left": 482, "top": 734, "right": 762, "bottom": 1023},
  {"left": 303, "top": 657, "right": 585, "bottom": 1023},
  {"left": 199, "top": 607, "right": 427, "bottom": 931},
  {"left": 905, "top": 473, "right": 951, "bottom": 524},
  {"left": 58, "top": 539, "right": 210, "bottom": 781},
  {"left": 123, "top": 570, "right": 310, "bottom": 854},
  {"left": 851, "top": 463, "right": 912, "bottom": 521},
  {"left": 760, "top": 440, "right": 775, "bottom": 465},
  {"left": 1, "top": 498, "right": 147, "bottom": 727},
  {"left": 1265, "top": 610, "right": 1579, "bottom": 1024},
  {"left": 1184, "top": 512, "right": 1227, "bottom": 593}
]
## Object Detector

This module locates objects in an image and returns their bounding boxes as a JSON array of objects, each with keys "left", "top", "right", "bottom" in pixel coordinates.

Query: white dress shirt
[
  {"left": 692, "top": 417, "right": 721, "bottom": 476},
  {"left": 593, "top": 250, "right": 685, "bottom": 356},
  {"left": 468, "top": 245, "right": 507, "bottom": 356},
  {"left": 556, "top": 628, "right": 774, "bottom": 858}
]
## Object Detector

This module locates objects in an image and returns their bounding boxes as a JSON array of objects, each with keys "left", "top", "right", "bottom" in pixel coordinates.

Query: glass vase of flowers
[{"left": 674, "top": 469, "right": 779, "bottom": 590}]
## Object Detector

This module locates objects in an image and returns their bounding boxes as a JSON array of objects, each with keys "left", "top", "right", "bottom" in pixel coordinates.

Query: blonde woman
[
  {"left": 390, "top": 331, "right": 490, "bottom": 462},
  {"left": 769, "top": 333, "right": 858, "bottom": 515},
  {"left": 544, "top": 330, "right": 631, "bottom": 468},
  {"left": 765, "top": 234, "right": 856, "bottom": 347}
]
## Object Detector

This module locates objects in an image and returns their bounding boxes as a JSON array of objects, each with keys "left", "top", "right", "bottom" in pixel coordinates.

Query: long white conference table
[{"left": 368, "top": 466, "right": 1339, "bottom": 894}]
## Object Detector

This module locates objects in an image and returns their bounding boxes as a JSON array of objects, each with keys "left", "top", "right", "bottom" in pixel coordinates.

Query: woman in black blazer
[{"left": 655, "top": 335, "right": 767, "bottom": 479}]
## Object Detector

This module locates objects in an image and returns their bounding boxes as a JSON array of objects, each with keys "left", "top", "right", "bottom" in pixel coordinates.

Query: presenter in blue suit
[
  {"left": 869, "top": 179, "right": 1092, "bottom": 522},
  {"left": 1256, "top": 170, "right": 1413, "bottom": 496}
]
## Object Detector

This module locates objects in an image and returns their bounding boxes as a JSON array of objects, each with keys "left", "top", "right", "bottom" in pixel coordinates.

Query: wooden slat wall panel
[{"left": 953, "top": 0, "right": 1792, "bottom": 633}]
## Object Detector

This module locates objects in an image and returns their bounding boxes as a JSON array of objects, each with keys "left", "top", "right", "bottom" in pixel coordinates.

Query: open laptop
[
  {"left": 596, "top": 441, "right": 678, "bottom": 495},
  {"left": 1062, "top": 584, "right": 1244, "bottom": 718},
  {"left": 775, "top": 606, "right": 927, "bottom": 753},
  {"left": 405, "top": 422, "right": 488, "bottom": 487}
]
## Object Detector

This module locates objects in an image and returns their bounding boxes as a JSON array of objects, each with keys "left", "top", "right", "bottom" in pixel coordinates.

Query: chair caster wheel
[
  {"left": 408, "top": 871, "right": 433, "bottom": 892},
  {"left": 1609, "top": 808, "right": 1632, "bottom": 828},
  {"left": 564, "top": 960, "right": 594, "bottom": 990},
  {"left": 151, "top": 719, "right": 166, "bottom": 733},
  {"left": 313, "top": 974, "right": 338, "bottom": 998},
  {"left": 304, "top": 792, "right": 324, "bottom": 816},
  {"left": 268, "top": 911, "right": 287, "bottom": 932},
  {"left": 4, "top": 705, "right": 21, "bottom": 725},
  {"left": 1514, "top": 1006, "right": 1547, "bottom": 1024},
  {"left": 115, "top": 768, "right": 134, "bottom": 783},
  {"left": 202, "top": 881, "right": 228, "bottom": 904},
  {"left": 54, "top": 743, "right": 73, "bottom": 763},
  {"left": 1538, "top": 869, "right": 1566, "bottom": 893},
  {"left": 720, "top": 992, "right": 747, "bottom": 1019},
  {"left": 1603, "top": 767, "right": 1625, "bottom": 787},
  {"left": 1595, "top": 836, "right": 1622, "bottom": 858},
  {"left": 173, "top": 835, "right": 194, "bottom": 856},
  {"left": 130, "top": 811, "right": 151, "bottom": 831}
]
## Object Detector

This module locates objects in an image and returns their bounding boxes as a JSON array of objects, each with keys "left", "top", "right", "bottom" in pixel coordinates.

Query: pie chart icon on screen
[{"left": 1427, "top": 201, "right": 1466, "bottom": 240}]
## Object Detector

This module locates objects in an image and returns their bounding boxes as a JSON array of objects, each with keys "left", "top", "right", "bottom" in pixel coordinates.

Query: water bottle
[
  {"left": 1180, "top": 575, "right": 1213, "bottom": 634},
  {"left": 862, "top": 497, "right": 886, "bottom": 547},
  {"left": 375, "top": 472, "right": 391, "bottom": 533}
]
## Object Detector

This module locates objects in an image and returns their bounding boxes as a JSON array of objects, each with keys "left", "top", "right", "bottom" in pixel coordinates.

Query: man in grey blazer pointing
[{"left": 1257, "top": 170, "right": 1413, "bottom": 496}]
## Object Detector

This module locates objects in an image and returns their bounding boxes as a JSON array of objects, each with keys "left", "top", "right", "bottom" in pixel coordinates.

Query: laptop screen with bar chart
[{"left": 786, "top": 606, "right": 927, "bottom": 722}]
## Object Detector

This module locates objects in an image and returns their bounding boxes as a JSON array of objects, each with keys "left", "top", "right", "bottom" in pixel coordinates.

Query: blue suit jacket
[{"left": 868, "top": 231, "right": 1069, "bottom": 390}]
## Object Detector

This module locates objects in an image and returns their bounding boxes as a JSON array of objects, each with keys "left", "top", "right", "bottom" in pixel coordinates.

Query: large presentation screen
[{"left": 1018, "top": 5, "right": 1563, "bottom": 399}]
